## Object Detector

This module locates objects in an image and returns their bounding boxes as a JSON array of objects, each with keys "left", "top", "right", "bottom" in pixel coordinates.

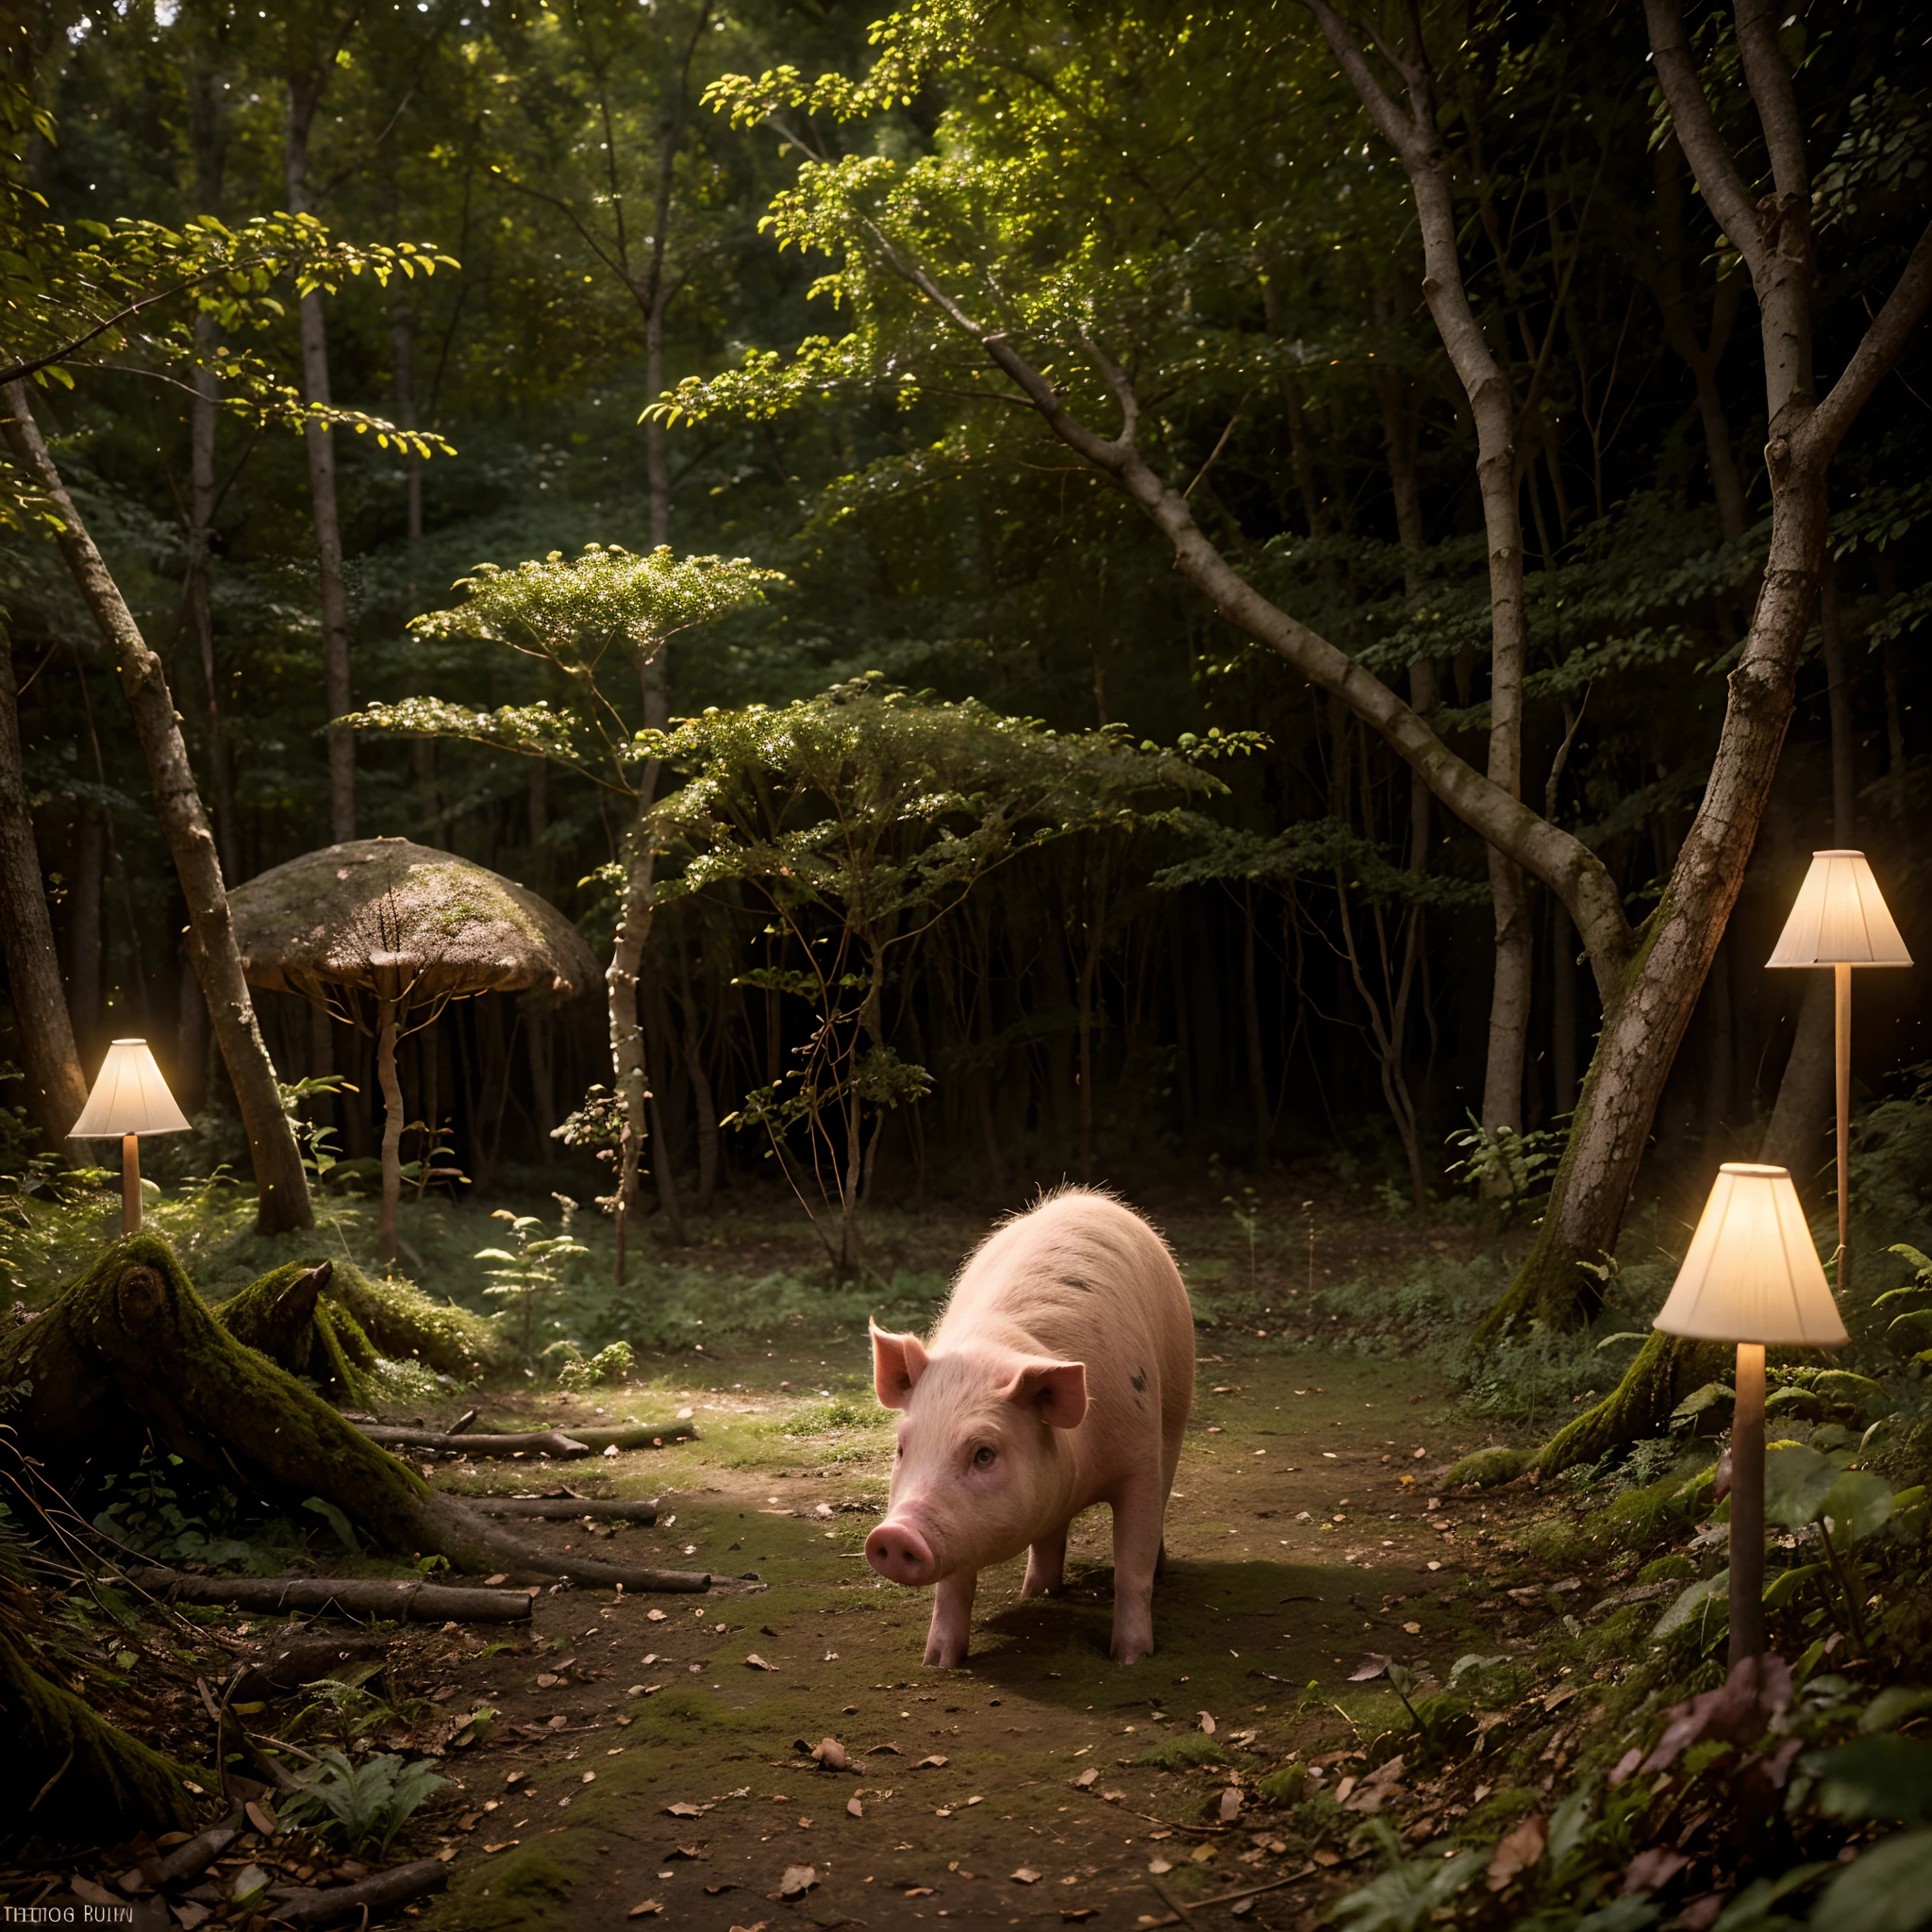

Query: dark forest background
[{"left": 5, "top": 0, "right": 1929, "bottom": 1229}]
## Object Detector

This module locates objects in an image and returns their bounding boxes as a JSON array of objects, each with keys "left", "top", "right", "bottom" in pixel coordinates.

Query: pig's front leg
[
  {"left": 1022, "top": 1524, "right": 1068, "bottom": 1597},
  {"left": 1108, "top": 1477, "right": 1164, "bottom": 1665},
  {"left": 924, "top": 1570, "right": 978, "bottom": 1668}
]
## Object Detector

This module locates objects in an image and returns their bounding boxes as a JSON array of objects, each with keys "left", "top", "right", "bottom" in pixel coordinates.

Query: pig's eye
[{"left": 973, "top": 1445, "right": 997, "bottom": 1468}]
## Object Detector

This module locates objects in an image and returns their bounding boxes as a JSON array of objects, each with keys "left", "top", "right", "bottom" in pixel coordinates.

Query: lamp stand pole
[
  {"left": 122, "top": 1132, "right": 141, "bottom": 1235},
  {"left": 1729, "top": 1341, "right": 1767, "bottom": 1668},
  {"left": 1835, "top": 960, "right": 1852, "bottom": 1294}
]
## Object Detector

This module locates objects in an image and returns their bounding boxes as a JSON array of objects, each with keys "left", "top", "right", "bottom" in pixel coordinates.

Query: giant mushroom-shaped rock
[{"left": 229, "top": 837, "right": 598, "bottom": 1262}]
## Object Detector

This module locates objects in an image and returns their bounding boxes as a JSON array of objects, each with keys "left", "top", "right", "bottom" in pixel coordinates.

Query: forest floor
[{"left": 3, "top": 1182, "right": 1652, "bottom": 1930}]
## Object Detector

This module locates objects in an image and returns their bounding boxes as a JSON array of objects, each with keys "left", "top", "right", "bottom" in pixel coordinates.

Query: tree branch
[
  {"left": 1798, "top": 219, "right": 1932, "bottom": 465},
  {"left": 1733, "top": 0, "right": 1808, "bottom": 205},
  {"left": 1641, "top": 0, "right": 1766, "bottom": 277}
]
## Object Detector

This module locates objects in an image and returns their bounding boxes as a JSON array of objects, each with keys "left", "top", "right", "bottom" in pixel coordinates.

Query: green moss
[
  {"left": 1531, "top": 1332, "right": 1729, "bottom": 1478},
  {"left": 0, "top": 1630, "right": 202, "bottom": 1840},
  {"left": 436, "top": 1844, "right": 576, "bottom": 1932},
  {"left": 1258, "top": 1762, "right": 1307, "bottom": 1805},
  {"left": 217, "top": 1261, "right": 379, "bottom": 1404},
  {"left": 1, "top": 1233, "right": 433, "bottom": 1554},
  {"left": 1132, "top": 1732, "right": 1230, "bottom": 1771},
  {"left": 325, "top": 1260, "right": 509, "bottom": 1377},
  {"left": 1639, "top": 1555, "right": 1697, "bottom": 1584},
  {"left": 1442, "top": 1445, "right": 1529, "bottom": 1490}
]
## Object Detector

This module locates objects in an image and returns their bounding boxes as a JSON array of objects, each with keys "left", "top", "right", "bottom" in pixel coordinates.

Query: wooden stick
[
  {"left": 469, "top": 1497, "right": 658, "bottom": 1523},
  {"left": 271, "top": 1857, "right": 447, "bottom": 1925},
  {"left": 126, "top": 1568, "right": 534, "bottom": 1623},
  {"left": 355, "top": 1424, "right": 591, "bottom": 1458}
]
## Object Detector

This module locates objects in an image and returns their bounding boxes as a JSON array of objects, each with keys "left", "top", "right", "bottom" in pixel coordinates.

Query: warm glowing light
[
  {"left": 70, "top": 1040, "right": 192, "bottom": 1139},
  {"left": 1766, "top": 850, "right": 1912, "bottom": 968},
  {"left": 1653, "top": 1163, "right": 1846, "bottom": 1348}
]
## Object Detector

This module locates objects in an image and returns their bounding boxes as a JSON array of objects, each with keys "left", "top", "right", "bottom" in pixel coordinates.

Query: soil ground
[{"left": 378, "top": 1198, "right": 1553, "bottom": 1932}]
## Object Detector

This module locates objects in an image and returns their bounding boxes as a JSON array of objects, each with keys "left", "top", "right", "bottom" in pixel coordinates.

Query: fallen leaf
[
  {"left": 1402, "top": 1621, "right": 1422, "bottom": 1635},
  {"left": 485, "top": 1573, "right": 508, "bottom": 1586},
  {"left": 904, "top": 1888, "right": 935, "bottom": 1898},
  {"left": 228, "top": 1864, "right": 271, "bottom": 1904},
  {"left": 1100, "top": 1789, "right": 1126, "bottom": 1803},
  {"left": 665, "top": 1802, "right": 703, "bottom": 1818},
  {"left": 746, "top": 1654, "right": 778, "bottom": 1672},
  {"left": 1312, "top": 1850, "right": 1341, "bottom": 1868},
  {"left": 778, "top": 1865, "right": 817, "bottom": 1899},
  {"left": 69, "top": 1880, "right": 118, "bottom": 1907},
  {"left": 626, "top": 1903, "right": 663, "bottom": 1919},
  {"left": 173, "top": 1907, "right": 211, "bottom": 1931},
  {"left": 1063, "top": 1909, "right": 1100, "bottom": 1924},
  {"left": 1219, "top": 1786, "right": 1241, "bottom": 1822},
  {"left": 1197, "top": 1711, "right": 1217, "bottom": 1735},
  {"left": 1486, "top": 1813, "right": 1547, "bottom": 1891},
  {"left": 483, "top": 1840, "right": 521, "bottom": 1854},
  {"left": 1190, "top": 1844, "right": 1216, "bottom": 1865},
  {"left": 535, "top": 1672, "right": 560, "bottom": 1688},
  {"left": 1349, "top": 1654, "right": 1391, "bottom": 1683},
  {"left": 1230, "top": 1900, "right": 1256, "bottom": 1920},
  {"left": 847, "top": 1796, "right": 863, "bottom": 1818},
  {"left": 646, "top": 1608, "right": 667, "bottom": 1623},
  {"left": 1621, "top": 1848, "right": 1691, "bottom": 1896},
  {"left": 243, "top": 1800, "right": 277, "bottom": 1837},
  {"left": 915, "top": 1754, "right": 949, "bottom": 1769},
  {"left": 810, "top": 1738, "right": 850, "bottom": 1771},
  {"left": 868, "top": 1742, "right": 903, "bottom": 1756},
  {"left": 1071, "top": 1768, "right": 1099, "bottom": 1789},
  {"left": 729, "top": 1924, "right": 768, "bottom": 1932},
  {"left": 1147, "top": 1858, "right": 1173, "bottom": 1875},
  {"left": 1012, "top": 1868, "right": 1041, "bottom": 1884},
  {"left": 705, "top": 1882, "right": 742, "bottom": 1895},
  {"left": 666, "top": 1845, "right": 708, "bottom": 1860}
]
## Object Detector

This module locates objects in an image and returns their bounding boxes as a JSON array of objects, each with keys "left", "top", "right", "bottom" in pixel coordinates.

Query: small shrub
[{"left": 279, "top": 1749, "right": 446, "bottom": 1855}]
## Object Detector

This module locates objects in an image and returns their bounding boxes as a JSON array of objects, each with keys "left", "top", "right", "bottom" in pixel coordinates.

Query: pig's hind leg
[
  {"left": 1023, "top": 1523, "right": 1070, "bottom": 1597},
  {"left": 924, "top": 1570, "right": 978, "bottom": 1668},
  {"left": 1108, "top": 1471, "right": 1165, "bottom": 1665}
]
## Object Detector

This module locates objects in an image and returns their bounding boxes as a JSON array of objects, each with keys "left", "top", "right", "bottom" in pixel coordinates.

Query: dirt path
[{"left": 406, "top": 1334, "right": 1523, "bottom": 1931}]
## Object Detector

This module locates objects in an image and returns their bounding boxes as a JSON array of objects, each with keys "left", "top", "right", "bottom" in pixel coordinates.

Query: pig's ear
[
  {"left": 1003, "top": 1357, "right": 1088, "bottom": 1430},
  {"left": 871, "top": 1321, "right": 931, "bottom": 1410}
]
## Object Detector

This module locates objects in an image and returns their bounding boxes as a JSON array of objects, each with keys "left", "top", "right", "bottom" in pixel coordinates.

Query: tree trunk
[
  {"left": 0, "top": 634, "right": 89, "bottom": 1144},
  {"left": 2, "top": 382, "right": 312, "bottom": 1232},
  {"left": 185, "top": 48, "right": 239, "bottom": 878},
  {"left": 285, "top": 72, "right": 356, "bottom": 845},
  {"left": 376, "top": 995, "right": 403, "bottom": 1267},
  {"left": 68, "top": 803, "right": 104, "bottom": 1056}
]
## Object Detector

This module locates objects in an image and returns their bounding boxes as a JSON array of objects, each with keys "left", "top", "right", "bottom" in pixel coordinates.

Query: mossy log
[
  {"left": 322, "top": 1258, "right": 509, "bottom": 1378},
  {"left": 215, "top": 1259, "right": 377, "bottom": 1404},
  {"left": 1444, "top": 1332, "right": 1730, "bottom": 1488},
  {"left": 0, "top": 1628, "right": 202, "bottom": 1840},
  {"left": 0, "top": 1234, "right": 710, "bottom": 1595}
]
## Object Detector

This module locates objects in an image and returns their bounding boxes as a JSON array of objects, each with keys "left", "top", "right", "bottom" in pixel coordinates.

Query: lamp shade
[
  {"left": 1653, "top": 1163, "right": 1847, "bottom": 1347},
  {"left": 70, "top": 1040, "right": 192, "bottom": 1139},
  {"left": 1766, "top": 850, "right": 1912, "bottom": 968}
]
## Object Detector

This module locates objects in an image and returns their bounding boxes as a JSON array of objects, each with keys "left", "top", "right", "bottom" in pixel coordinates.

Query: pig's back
[{"left": 939, "top": 1191, "right": 1193, "bottom": 1461}]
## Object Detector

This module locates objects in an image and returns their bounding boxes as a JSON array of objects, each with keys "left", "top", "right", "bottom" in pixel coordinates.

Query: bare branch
[
  {"left": 1641, "top": 0, "right": 1766, "bottom": 276},
  {"left": 1799, "top": 219, "right": 1932, "bottom": 465}
]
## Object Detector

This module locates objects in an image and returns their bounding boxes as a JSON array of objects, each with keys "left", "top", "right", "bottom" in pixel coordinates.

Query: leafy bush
[{"left": 279, "top": 1749, "right": 446, "bottom": 1855}]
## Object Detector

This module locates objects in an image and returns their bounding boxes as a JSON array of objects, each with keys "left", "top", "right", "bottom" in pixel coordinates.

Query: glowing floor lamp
[
  {"left": 1767, "top": 850, "right": 1912, "bottom": 1290},
  {"left": 1653, "top": 1161, "right": 1846, "bottom": 1666},
  {"left": 71, "top": 1040, "right": 191, "bottom": 1233}
]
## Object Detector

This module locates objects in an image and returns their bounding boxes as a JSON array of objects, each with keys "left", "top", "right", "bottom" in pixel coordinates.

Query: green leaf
[
  {"left": 301, "top": 1497, "right": 362, "bottom": 1555},
  {"left": 1765, "top": 1443, "right": 1841, "bottom": 1530},
  {"left": 1809, "top": 1827, "right": 1932, "bottom": 1930},
  {"left": 1653, "top": 1573, "right": 1727, "bottom": 1640},
  {"left": 1862, "top": 1689, "right": 1932, "bottom": 1735},
  {"left": 1809, "top": 1736, "right": 1932, "bottom": 1824},
  {"left": 1820, "top": 1469, "right": 1894, "bottom": 1543},
  {"left": 1763, "top": 1562, "right": 1829, "bottom": 1611}
]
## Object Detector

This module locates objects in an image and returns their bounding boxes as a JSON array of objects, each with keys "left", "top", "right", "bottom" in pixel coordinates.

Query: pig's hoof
[
  {"left": 924, "top": 1638, "right": 968, "bottom": 1667},
  {"left": 1110, "top": 1635, "right": 1154, "bottom": 1665}
]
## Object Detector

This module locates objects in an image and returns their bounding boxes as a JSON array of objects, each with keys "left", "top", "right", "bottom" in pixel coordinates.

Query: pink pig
[{"left": 865, "top": 1188, "right": 1193, "bottom": 1667}]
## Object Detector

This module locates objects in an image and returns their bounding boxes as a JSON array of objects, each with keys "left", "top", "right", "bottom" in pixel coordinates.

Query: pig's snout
[{"left": 866, "top": 1520, "right": 935, "bottom": 1586}]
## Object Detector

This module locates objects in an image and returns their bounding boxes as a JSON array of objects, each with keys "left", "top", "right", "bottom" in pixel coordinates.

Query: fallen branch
[
  {"left": 127, "top": 1570, "right": 535, "bottom": 1623},
  {"left": 149, "top": 1807, "right": 245, "bottom": 1887},
  {"left": 470, "top": 1497, "right": 658, "bottom": 1523},
  {"left": 270, "top": 1856, "right": 447, "bottom": 1925},
  {"left": 1144, "top": 1859, "right": 1324, "bottom": 1923},
  {"left": 355, "top": 1425, "right": 592, "bottom": 1458},
  {"left": 561, "top": 1422, "right": 697, "bottom": 1450}
]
